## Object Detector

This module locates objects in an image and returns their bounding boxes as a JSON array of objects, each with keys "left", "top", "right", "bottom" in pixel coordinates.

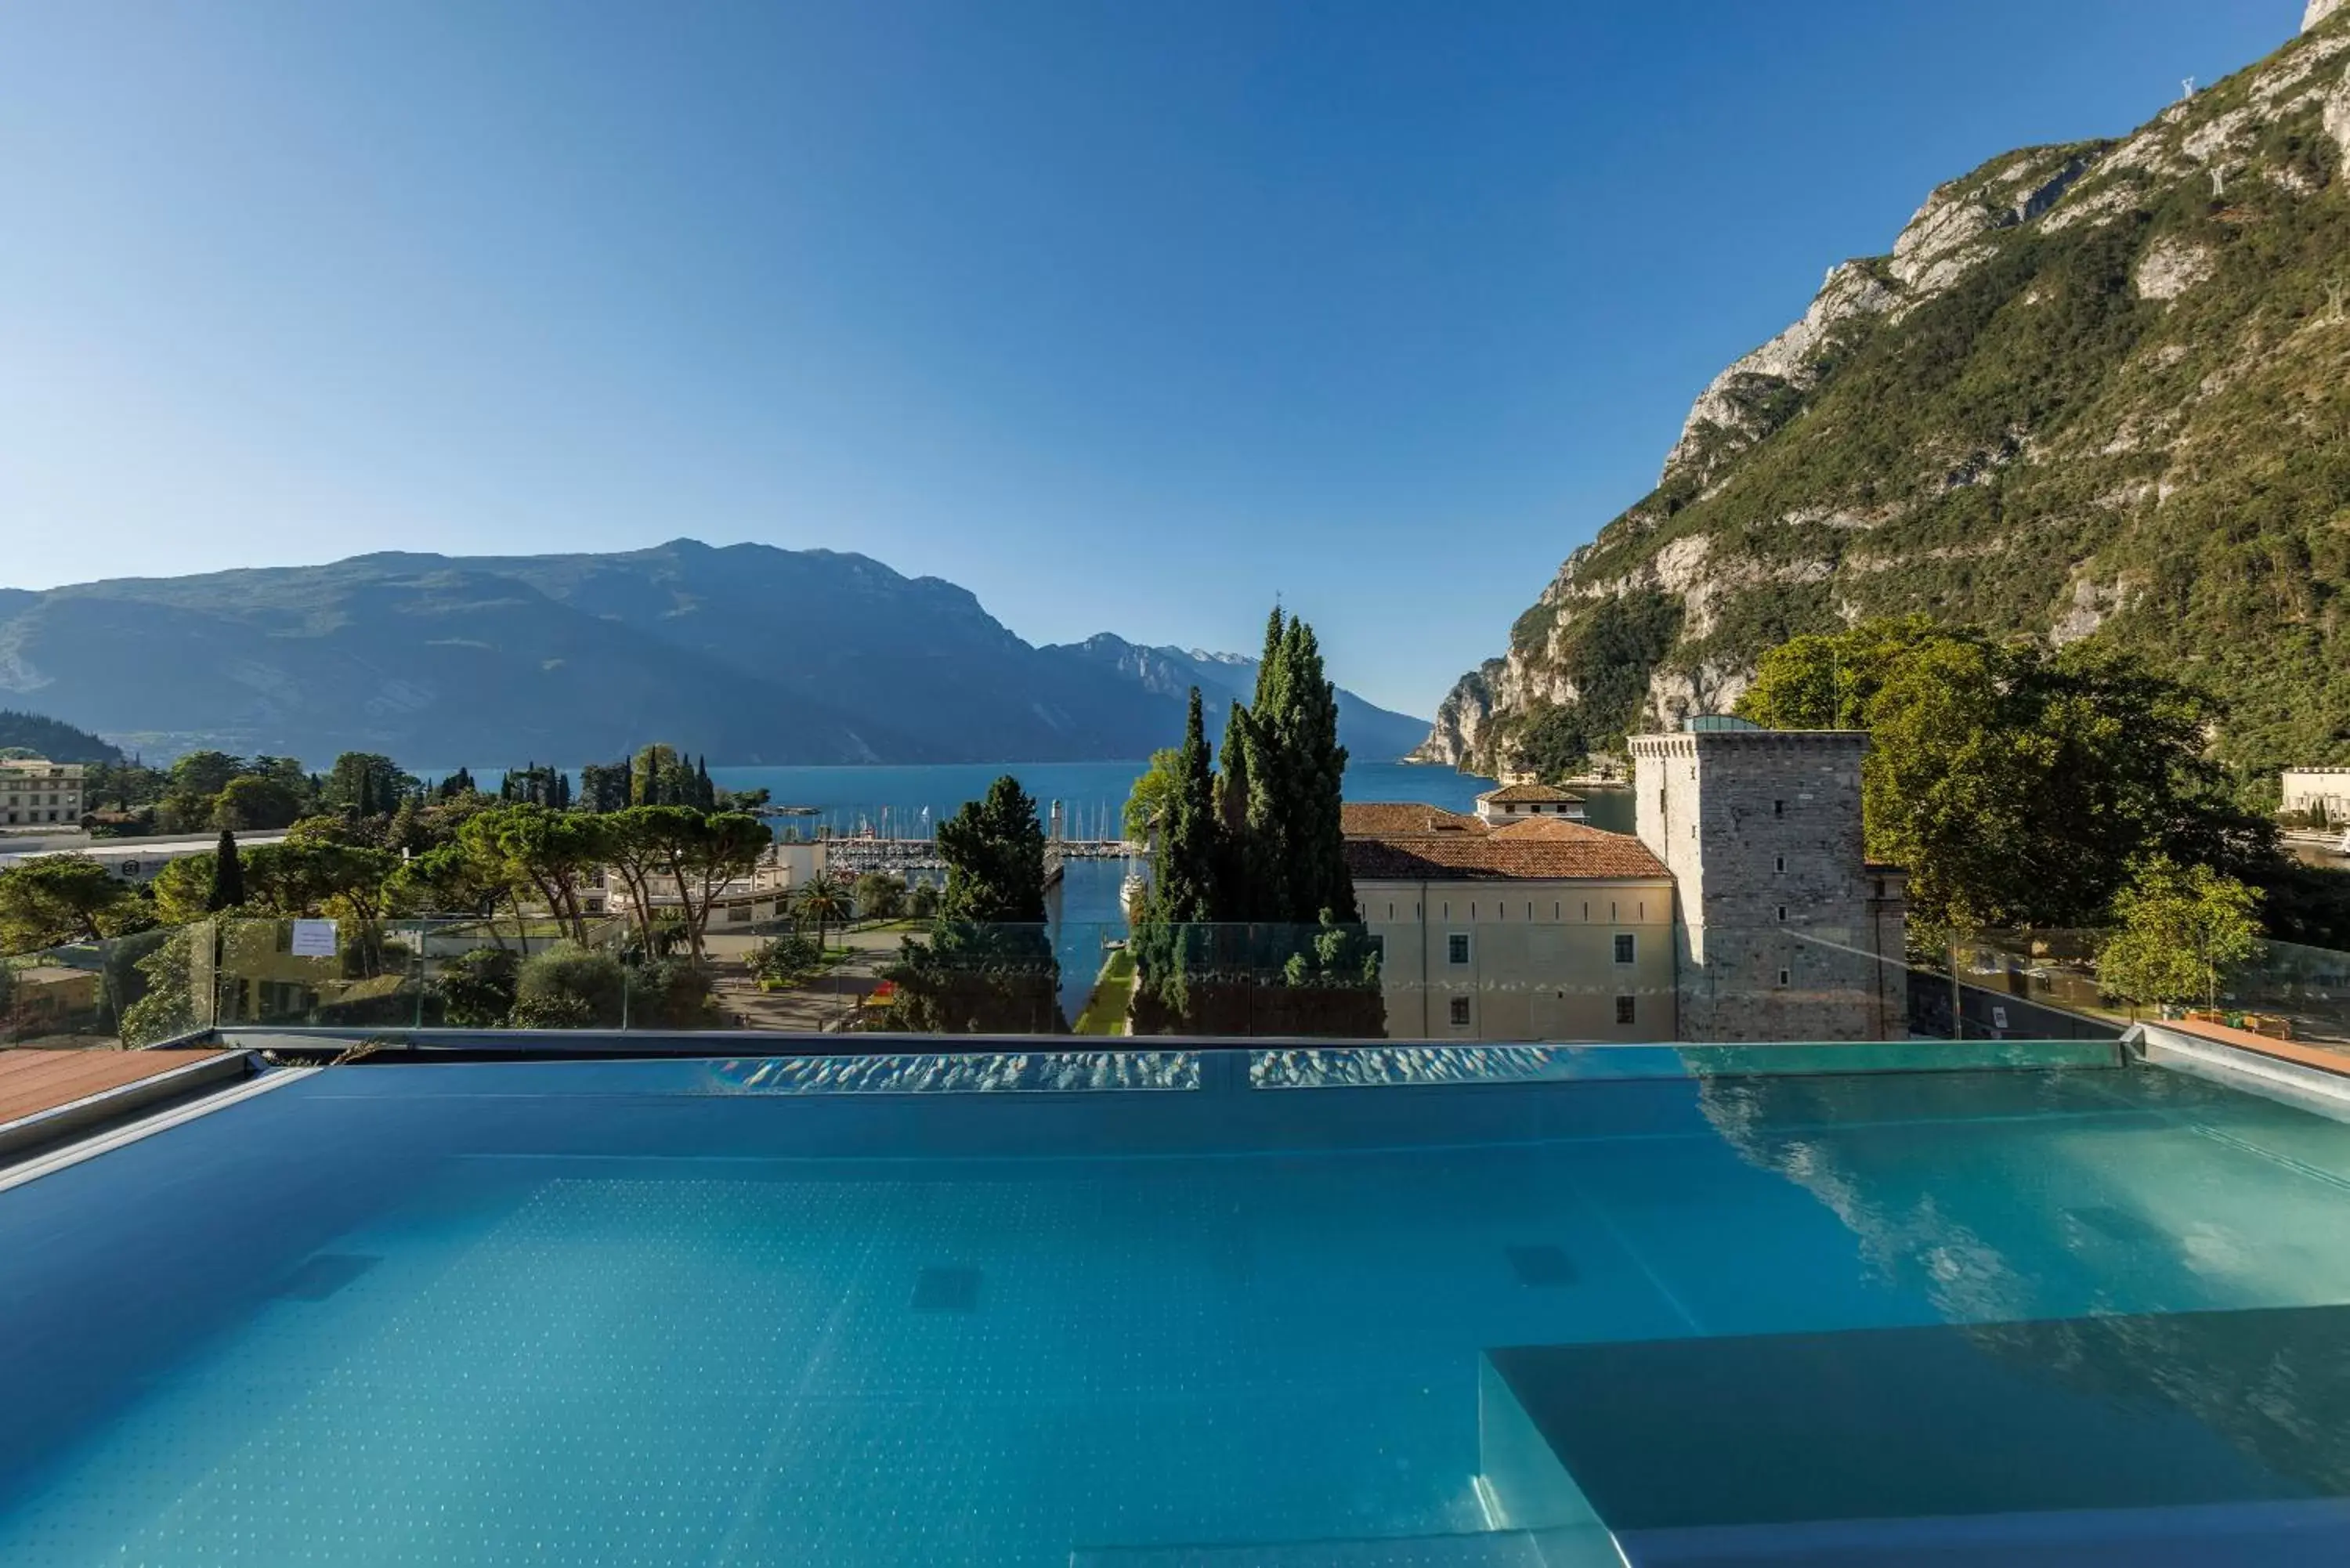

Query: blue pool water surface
[{"left": 2, "top": 1052, "right": 2348, "bottom": 1566}]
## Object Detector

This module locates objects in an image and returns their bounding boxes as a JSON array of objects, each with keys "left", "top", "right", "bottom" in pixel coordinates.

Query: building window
[
  {"left": 1773, "top": 799, "right": 1785, "bottom": 818},
  {"left": 1777, "top": 968, "right": 1791, "bottom": 988},
  {"left": 1449, "top": 995, "right": 1472, "bottom": 1028},
  {"left": 1657, "top": 789, "right": 1666, "bottom": 814},
  {"left": 1442, "top": 902, "right": 1450, "bottom": 921},
  {"left": 1610, "top": 901, "right": 1618, "bottom": 922},
  {"left": 1637, "top": 901, "right": 1645, "bottom": 920},
  {"left": 1470, "top": 902, "right": 1477, "bottom": 920},
  {"left": 1777, "top": 905, "right": 1788, "bottom": 923},
  {"left": 1448, "top": 933, "right": 1471, "bottom": 966},
  {"left": 1615, "top": 995, "right": 1636, "bottom": 1026},
  {"left": 1775, "top": 854, "right": 1786, "bottom": 874},
  {"left": 1582, "top": 901, "right": 1589, "bottom": 921},
  {"left": 1614, "top": 933, "right": 1636, "bottom": 965}
]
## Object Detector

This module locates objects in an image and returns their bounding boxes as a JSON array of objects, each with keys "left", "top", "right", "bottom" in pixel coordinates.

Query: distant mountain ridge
[
  {"left": 0, "top": 542, "right": 1424, "bottom": 766},
  {"left": 1041, "top": 634, "right": 1432, "bottom": 763}
]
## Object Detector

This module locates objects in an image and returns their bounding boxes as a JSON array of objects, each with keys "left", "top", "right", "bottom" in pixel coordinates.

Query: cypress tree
[
  {"left": 1213, "top": 699, "right": 1252, "bottom": 915},
  {"left": 208, "top": 828, "right": 244, "bottom": 912},
  {"left": 1277, "top": 617, "right": 1356, "bottom": 922},
  {"left": 1148, "top": 689, "right": 1218, "bottom": 923}
]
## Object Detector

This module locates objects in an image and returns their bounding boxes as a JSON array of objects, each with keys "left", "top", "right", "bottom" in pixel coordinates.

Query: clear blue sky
[{"left": 0, "top": 2, "right": 2305, "bottom": 716}]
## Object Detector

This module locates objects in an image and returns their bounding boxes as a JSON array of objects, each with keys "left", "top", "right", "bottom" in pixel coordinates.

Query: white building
[
  {"left": 1, "top": 759, "right": 86, "bottom": 827},
  {"left": 2282, "top": 768, "right": 2350, "bottom": 824},
  {"left": 1473, "top": 782, "right": 1586, "bottom": 827},
  {"left": 0, "top": 833, "right": 291, "bottom": 883}
]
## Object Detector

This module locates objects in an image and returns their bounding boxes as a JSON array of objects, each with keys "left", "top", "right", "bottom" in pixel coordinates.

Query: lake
[{"left": 703, "top": 757, "right": 1506, "bottom": 840}]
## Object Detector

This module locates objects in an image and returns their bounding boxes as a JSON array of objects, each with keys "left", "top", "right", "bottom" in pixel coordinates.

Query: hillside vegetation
[{"left": 1419, "top": 13, "right": 2350, "bottom": 787}]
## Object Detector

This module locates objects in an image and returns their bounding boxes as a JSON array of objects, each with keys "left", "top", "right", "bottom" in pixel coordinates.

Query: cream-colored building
[
  {"left": 1346, "top": 804, "right": 1678, "bottom": 1042},
  {"left": 1, "top": 759, "right": 85, "bottom": 826},
  {"left": 1473, "top": 782, "right": 1586, "bottom": 826},
  {"left": 2282, "top": 768, "right": 2350, "bottom": 824}
]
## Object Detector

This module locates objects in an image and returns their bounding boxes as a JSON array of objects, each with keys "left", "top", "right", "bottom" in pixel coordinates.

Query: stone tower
[{"left": 1631, "top": 723, "right": 1907, "bottom": 1042}]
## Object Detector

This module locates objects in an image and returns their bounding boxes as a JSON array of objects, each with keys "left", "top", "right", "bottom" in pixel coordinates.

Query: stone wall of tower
[{"left": 1632, "top": 730, "right": 1904, "bottom": 1042}]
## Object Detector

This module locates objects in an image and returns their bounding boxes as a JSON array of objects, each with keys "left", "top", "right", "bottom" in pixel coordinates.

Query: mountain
[
  {"left": 1039, "top": 634, "right": 1431, "bottom": 761},
  {"left": 0, "top": 541, "right": 1217, "bottom": 765},
  {"left": 1417, "top": 9, "right": 2350, "bottom": 780},
  {"left": 0, "top": 709, "right": 121, "bottom": 764}
]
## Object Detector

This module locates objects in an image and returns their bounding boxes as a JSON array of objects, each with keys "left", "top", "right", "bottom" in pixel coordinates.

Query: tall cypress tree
[
  {"left": 1213, "top": 699, "right": 1252, "bottom": 912},
  {"left": 1276, "top": 617, "right": 1356, "bottom": 923},
  {"left": 208, "top": 827, "right": 244, "bottom": 912},
  {"left": 1148, "top": 689, "right": 1218, "bottom": 923}
]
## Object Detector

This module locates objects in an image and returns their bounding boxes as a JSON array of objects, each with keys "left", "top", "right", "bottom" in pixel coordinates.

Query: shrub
[
  {"left": 512, "top": 941, "right": 626, "bottom": 1028},
  {"left": 627, "top": 958, "right": 719, "bottom": 1028},
  {"left": 436, "top": 946, "right": 519, "bottom": 1028},
  {"left": 751, "top": 934, "right": 822, "bottom": 984}
]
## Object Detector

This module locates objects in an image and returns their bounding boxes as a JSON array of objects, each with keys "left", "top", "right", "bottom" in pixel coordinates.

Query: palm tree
[{"left": 794, "top": 873, "right": 852, "bottom": 954}]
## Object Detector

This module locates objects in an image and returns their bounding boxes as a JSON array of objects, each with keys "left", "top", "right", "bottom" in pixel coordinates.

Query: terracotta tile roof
[
  {"left": 1480, "top": 782, "right": 1585, "bottom": 804},
  {"left": 1346, "top": 820, "right": 1669, "bottom": 882},
  {"left": 1489, "top": 816, "right": 1599, "bottom": 841},
  {"left": 1340, "top": 802, "right": 1486, "bottom": 837}
]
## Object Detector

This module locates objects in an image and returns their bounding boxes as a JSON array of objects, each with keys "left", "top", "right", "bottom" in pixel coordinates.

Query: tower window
[
  {"left": 1448, "top": 933, "right": 1472, "bottom": 966},
  {"left": 1615, "top": 995, "right": 1636, "bottom": 1026},
  {"left": 1614, "top": 934, "right": 1636, "bottom": 964},
  {"left": 1449, "top": 995, "right": 1473, "bottom": 1028},
  {"left": 1777, "top": 905, "right": 1788, "bottom": 923},
  {"left": 1775, "top": 854, "right": 1786, "bottom": 873},
  {"left": 1777, "top": 968, "right": 1791, "bottom": 988},
  {"left": 1773, "top": 800, "right": 1785, "bottom": 818}
]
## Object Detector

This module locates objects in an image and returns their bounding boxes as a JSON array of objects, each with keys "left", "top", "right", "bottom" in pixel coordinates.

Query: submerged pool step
[{"left": 1072, "top": 1527, "right": 1553, "bottom": 1567}]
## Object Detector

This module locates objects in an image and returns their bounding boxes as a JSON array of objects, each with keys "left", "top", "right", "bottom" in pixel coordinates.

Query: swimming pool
[{"left": 2, "top": 1045, "right": 2347, "bottom": 1565}]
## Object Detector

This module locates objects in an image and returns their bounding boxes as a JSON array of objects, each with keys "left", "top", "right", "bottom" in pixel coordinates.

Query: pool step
[{"left": 1072, "top": 1526, "right": 1554, "bottom": 1567}]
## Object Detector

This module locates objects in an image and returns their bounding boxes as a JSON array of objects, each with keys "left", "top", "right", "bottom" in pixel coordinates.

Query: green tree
[
  {"left": 1121, "top": 747, "right": 1184, "bottom": 844},
  {"left": 887, "top": 776, "right": 1061, "bottom": 1034},
  {"left": 151, "top": 854, "right": 219, "bottom": 926},
  {"left": 1739, "top": 620, "right": 2276, "bottom": 938},
  {"left": 0, "top": 855, "right": 143, "bottom": 951},
  {"left": 321, "top": 753, "right": 418, "bottom": 819},
  {"left": 851, "top": 871, "right": 907, "bottom": 922},
  {"left": 577, "top": 761, "right": 631, "bottom": 813},
  {"left": 795, "top": 873, "right": 853, "bottom": 951},
  {"left": 460, "top": 804, "right": 608, "bottom": 942},
  {"left": 2098, "top": 858, "right": 2266, "bottom": 1012},
  {"left": 168, "top": 750, "right": 247, "bottom": 800},
  {"left": 213, "top": 773, "right": 306, "bottom": 831},
  {"left": 118, "top": 926, "right": 204, "bottom": 1045},
  {"left": 1133, "top": 612, "right": 1380, "bottom": 1037},
  {"left": 907, "top": 879, "right": 941, "bottom": 919},
  {"left": 511, "top": 941, "right": 627, "bottom": 1028},
  {"left": 630, "top": 744, "right": 700, "bottom": 807},
  {"left": 639, "top": 811, "right": 770, "bottom": 961},
  {"left": 208, "top": 829, "right": 244, "bottom": 912},
  {"left": 385, "top": 842, "right": 506, "bottom": 927},
  {"left": 435, "top": 946, "right": 520, "bottom": 1027}
]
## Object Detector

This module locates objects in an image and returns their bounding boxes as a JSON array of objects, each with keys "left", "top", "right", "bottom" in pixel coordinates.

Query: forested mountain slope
[{"left": 1417, "top": 9, "right": 2350, "bottom": 783}]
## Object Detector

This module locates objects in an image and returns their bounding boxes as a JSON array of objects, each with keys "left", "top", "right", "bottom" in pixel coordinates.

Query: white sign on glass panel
[{"left": 291, "top": 919, "right": 339, "bottom": 958}]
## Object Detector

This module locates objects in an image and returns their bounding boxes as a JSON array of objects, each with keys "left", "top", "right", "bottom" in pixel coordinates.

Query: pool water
[{"left": 2, "top": 1052, "right": 2348, "bottom": 1565}]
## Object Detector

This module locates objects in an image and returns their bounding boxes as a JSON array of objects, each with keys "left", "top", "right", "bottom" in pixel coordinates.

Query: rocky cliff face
[{"left": 1420, "top": 13, "right": 2350, "bottom": 778}]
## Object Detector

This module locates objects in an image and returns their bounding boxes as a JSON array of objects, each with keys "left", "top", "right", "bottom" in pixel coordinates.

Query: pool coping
[
  {"left": 0, "top": 1060, "right": 316, "bottom": 1194},
  {"left": 0, "top": 1050, "right": 257, "bottom": 1168},
  {"left": 2133, "top": 1022, "right": 2350, "bottom": 1122}
]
